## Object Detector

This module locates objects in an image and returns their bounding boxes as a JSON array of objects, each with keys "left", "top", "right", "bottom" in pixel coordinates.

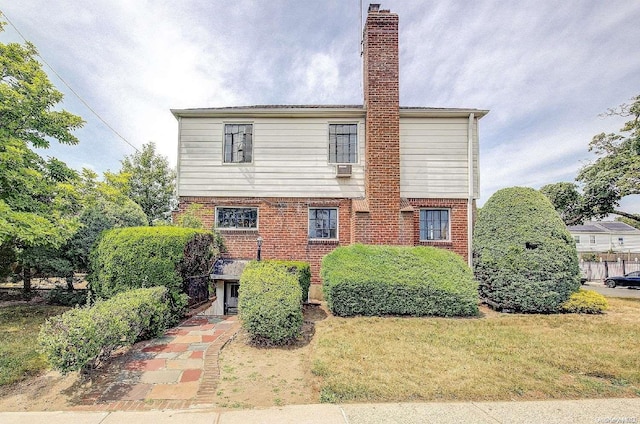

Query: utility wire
[{"left": 1, "top": 10, "right": 139, "bottom": 153}]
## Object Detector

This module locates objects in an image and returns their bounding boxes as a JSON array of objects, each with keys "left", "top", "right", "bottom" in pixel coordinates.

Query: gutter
[{"left": 467, "top": 113, "right": 475, "bottom": 268}]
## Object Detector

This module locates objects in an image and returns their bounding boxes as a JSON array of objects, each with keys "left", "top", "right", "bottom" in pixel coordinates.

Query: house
[
  {"left": 569, "top": 221, "right": 640, "bottom": 257},
  {"left": 173, "top": 4, "right": 488, "bottom": 310}
]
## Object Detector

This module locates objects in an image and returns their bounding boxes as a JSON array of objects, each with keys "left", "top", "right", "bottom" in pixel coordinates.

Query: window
[
  {"left": 420, "top": 209, "right": 450, "bottom": 241},
  {"left": 329, "top": 124, "right": 357, "bottom": 163},
  {"left": 590, "top": 235, "right": 596, "bottom": 244},
  {"left": 224, "top": 124, "right": 252, "bottom": 163},
  {"left": 618, "top": 237, "right": 624, "bottom": 246},
  {"left": 573, "top": 236, "right": 580, "bottom": 244},
  {"left": 216, "top": 207, "right": 257, "bottom": 229},
  {"left": 309, "top": 208, "right": 338, "bottom": 239}
]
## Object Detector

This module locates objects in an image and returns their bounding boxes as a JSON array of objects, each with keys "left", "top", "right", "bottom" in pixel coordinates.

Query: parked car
[{"left": 604, "top": 271, "right": 640, "bottom": 288}]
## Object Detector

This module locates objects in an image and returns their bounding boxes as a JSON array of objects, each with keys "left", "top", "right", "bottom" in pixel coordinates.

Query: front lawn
[
  {"left": 311, "top": 298, "right": 640, "bottom": 403},
  {"left": 0, "top": 304, "right": 68, "bottom": 386}
]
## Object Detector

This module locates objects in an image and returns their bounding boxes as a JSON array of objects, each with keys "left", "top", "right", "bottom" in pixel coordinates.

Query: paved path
[
  {"left": 2, "top": 399, "right": 639, "bottom": 423},
  {"left": 70, "top": 315, "right": 240, "bottom": 411},
  {"left": 584, "top": 281, "right": 640, "bottom": 298}
]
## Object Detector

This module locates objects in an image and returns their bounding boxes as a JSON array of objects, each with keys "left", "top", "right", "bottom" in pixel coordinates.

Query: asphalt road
[{"left": 583, "top": 280, "right": 640, "bottom": 298}]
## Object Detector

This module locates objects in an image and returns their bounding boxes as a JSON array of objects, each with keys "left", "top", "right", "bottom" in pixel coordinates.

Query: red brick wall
[
  {"left": 176, "top": 196, "right": 353, "bottom": 299},
  {"left": 360, "top": 7, "right": 401, "bottom": 245}
]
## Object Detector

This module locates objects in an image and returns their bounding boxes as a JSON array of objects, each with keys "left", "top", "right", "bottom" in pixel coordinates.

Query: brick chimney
[{"left": 360, "top": 3, "right": 400, "bottom": 244}]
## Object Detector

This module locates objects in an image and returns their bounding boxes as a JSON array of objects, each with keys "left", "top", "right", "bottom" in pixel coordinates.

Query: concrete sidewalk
[{"left": 1, "top": 398, "right": 638, "bottom": 423}]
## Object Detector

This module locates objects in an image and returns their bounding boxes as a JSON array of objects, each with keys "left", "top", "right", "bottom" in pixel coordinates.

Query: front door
[{"left": 224, "top": 282, "right": 240, "bottom": 315}]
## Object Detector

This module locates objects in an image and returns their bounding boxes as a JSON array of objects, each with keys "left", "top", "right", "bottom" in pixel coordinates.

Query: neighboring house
[
  {"left": 569, "top": 221, "right": 640, "bottom": 255},
  {"left": 173, "top": 4, "right": 488, "bottom": 308}
]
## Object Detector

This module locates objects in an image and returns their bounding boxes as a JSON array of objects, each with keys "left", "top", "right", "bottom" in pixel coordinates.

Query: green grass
[
  {"left": 0, "top": 304, "right": 68, "bottom": 386},
  {"left": 312, "top": 298, "right": 640, "bottom": 402}
]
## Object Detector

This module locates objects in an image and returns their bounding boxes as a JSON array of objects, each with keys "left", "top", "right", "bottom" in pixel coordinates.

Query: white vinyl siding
[
  {"left": 573, "top": 233, "right": 640, "bottom": 253},
  {"left": 178, "top": 117, "right": 365, "bottom": 198},
  {"left": 400, "top": 117, "right": 480, "bottom": 199}
]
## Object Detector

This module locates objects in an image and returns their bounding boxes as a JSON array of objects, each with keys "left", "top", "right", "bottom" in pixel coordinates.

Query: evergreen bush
[
  {"left": 238, "top": 261, "right": 303, "bottom": 345},
  {"left": 473, "top": 187, "right": 581, "bottom": 313},
  {"left": 38, "top": 286, "right": 170, "bottom": 373},
  {"left": 89, "top": 226, "right": 221, "bottom": 320},
  {"left": 263, "top": 260, "right": 311, "bottom": 302},
  {"left": 321, "top": 244, "right": 479, "bottom": 317}
]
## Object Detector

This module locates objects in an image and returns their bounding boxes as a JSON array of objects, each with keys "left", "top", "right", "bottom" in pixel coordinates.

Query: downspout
[
  {"left": 175, "top": 116, "right": 182, "bottom": 201},
  {"left": 467, "top": 113, "right": 475, "bottom": 268}
]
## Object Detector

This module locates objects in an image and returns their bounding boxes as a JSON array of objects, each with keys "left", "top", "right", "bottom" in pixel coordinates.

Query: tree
[
  {"left": 576, "top": 95, "right": 640, "bottom": 224},
  {"left": 1, "top": 26, "right": 85, "bottom": 290},
  {"left": 119, "top": 142, "right": 176, "bottom": 223},
  {"left": 65, "top": 169, "right": 148, "bottom": 273},
  {"left": 540, "top": 182, "right": 584, "bottom": 225}
]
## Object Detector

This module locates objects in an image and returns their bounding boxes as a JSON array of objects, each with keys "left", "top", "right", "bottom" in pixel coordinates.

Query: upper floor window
[
  {"left": 420, "top": 209, "right": 450, "bottom": 241},
  {"left": 618, "top": 237, "right": 624, "bottom": 246},
  {"left": 309, "top": 208, "right": 338, "bottom": 239},
  {"left": 573, "top": 236, "right": 580, "bottom": 244},
  {"left": 224, "top": 124, "right": 252, "bottom": 163},
  {"left": 216, "top": 207, "right": 257, "bottom": 229},
  {"left": 329, "top": 124, "right": 357, "bottom": 164},
  {"left": 590, "top": 235, "right": 596, "bottom": 244}
]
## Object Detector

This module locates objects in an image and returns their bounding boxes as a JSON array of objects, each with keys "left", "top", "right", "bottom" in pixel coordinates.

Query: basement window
[
  {"left": 419, "top": 209, "right": 450, "bottom": 241},
  {"left": 328, "top": 124, "right": 357, "bottom": 164},
  {"left": 309, "top": 208, "right": 338, "bottom": 239},
  {"left": 224, "top": 124, "right": 253, "bottom": 163},
  {"left": 216, "top": 207, "right": 258, "bottom": 229}
]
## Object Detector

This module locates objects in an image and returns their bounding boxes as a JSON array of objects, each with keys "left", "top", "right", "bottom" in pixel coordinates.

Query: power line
[{"left": 1, "top": 10, "right": 139, "bottom": 153}]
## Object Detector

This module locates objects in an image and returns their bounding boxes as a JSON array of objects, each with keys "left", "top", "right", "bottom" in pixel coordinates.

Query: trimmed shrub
[
  {"left": 89, "top": 226, "right": 222, "bottom": 321},
  {"left": 239, "top": 261, "right": 303, "bottom": 345},
  {"left": 38, "top": 286, "right": 170, "bottom": 373},
  {"left": 473, "top": 187, "right": 581, "bottom": 313},
  {"left": 263, "top": 260, "right": 311, "bottom": 302},
  {"left": 321, "top": 244, "right": 479, "bottom": 317},
  {"left": 561, "top": 289, "right": 608, "bottom": 314}
]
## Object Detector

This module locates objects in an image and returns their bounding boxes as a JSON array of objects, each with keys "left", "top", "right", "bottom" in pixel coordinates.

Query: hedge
[
  {"left": 262, "top": 260, "right": 311, "bottom": 302},
  {"left": 238, "top": 261, "right": 303, "bottom": 345},
  {"left": 89, "top": 226, "right": 221, "bottom": 321},
  {"left": 473, "top": 187, "right": 581, "bottom": 313},
  {"left": 38, "top": 286, "right": 170, "bottom": 373},
  {"left": 561, "top": 289, "right": 608, "bottom": 314},
  {"left": 321, "top": 244, "right": 479, "bottom": 317}
]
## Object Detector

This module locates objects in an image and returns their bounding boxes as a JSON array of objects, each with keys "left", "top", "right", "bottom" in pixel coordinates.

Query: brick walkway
[{"left": 70, "top": 315, "right": 240, "bottom": 411}]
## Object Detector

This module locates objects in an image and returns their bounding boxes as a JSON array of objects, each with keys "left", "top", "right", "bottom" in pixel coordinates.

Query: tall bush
[
  {"left": 89, "top": 226, "right": 222, "bottom": 320},
  {"left": 263, "top": 260, "right": 311, "bottom": 302},
  {"left": 473, "top": 187, "right": 581, "bottom": 313},
  {"left": 322, "top": 244, "right": 479, "bottom": 317},
  {"left": 38, "top": 286, "right": 170, "bottom": 373},
  {"left": 239, "top": 261, "right": 303, "bottom": 345}
]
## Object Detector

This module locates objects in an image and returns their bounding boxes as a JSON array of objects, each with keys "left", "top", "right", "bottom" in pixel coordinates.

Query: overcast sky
[{"left": 2, "top": 0, "right": 639, "bottom": 209}]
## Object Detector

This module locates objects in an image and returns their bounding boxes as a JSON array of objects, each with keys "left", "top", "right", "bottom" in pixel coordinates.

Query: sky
[{"left": 1, "top": 0, "right": 639, "bottom": 210}]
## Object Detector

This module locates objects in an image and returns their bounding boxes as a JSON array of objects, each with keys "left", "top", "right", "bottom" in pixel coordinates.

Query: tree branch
[{"left": 612, "top": 210, "right": 640, "bottom": 223}]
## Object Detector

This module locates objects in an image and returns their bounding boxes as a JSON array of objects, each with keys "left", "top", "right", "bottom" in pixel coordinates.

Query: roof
[
  {"left": 171, "top": 105, "right": 489, "bottom": 119},
  {"left": 568, "top": 221, "right": 640, "bottom": 234}
]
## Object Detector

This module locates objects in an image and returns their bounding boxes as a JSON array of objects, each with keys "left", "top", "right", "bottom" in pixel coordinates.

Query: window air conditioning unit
[{"left": 335, "top": 164, "right": 352, "bottom": 178}]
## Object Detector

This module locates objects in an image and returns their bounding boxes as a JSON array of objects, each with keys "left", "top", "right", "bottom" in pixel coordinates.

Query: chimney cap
[{"left": 368, "top": 3, "right": 380, "bottom": 12}]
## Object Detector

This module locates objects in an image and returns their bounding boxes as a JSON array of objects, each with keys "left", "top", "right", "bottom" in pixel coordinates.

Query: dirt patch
[
  {"left": 0, "top": 371, "right": 80, "bottom": 411},
  {"left": 214, "top": 304, "right": 327, "bottom": 408}
]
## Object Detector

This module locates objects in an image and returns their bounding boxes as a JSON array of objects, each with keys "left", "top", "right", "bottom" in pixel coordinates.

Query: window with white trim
[
  {"left": 224, "top": 124, "right": 252, "bottom": 163},
  {"left": 589, "top": 235, "right": 596, "bottom": 244},
  {"left": 309, "top": 208, "right": 338, "bottom": 239},
  {"left": 328, "top": 124, "right": 357, "bottom": 163},
  {"left": 420, "top": 209, "right": 450, "bottom": 241},
  {"left": 216, "top": 207, "right": 257, "bottom": 229},
  {"left": 573, "top": 235, "right": 580, "bottom": 244}
]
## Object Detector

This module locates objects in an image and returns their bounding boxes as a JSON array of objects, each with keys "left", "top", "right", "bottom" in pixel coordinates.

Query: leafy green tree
[
  {"left": 540, "top": 182, "right": 584, "bottom": 225},
  {"left": 576, "top": 95, "right": 640, "bottom": 224},
  {"left": 119, "top": 142, "right": 176, "bottom": 223},
  {"left": 0, "top": 26, "right": 84, "bottom": 290}
]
